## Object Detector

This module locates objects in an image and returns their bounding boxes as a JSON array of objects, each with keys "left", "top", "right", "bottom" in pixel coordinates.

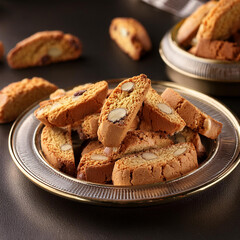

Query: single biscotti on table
[
  {"left": 112, "top": 142, "right": 198, "bottom": 186},
  {"left": 7, "top": 30, "right": 82, "bottom": 69},
  {"left": 177, "top": 0, "right": 217, "bottom": 47},
  {"left": 161, "top": 88, "right": 222, "bottom": 139},
  {"left": 109, "top": 18, "right": 152, "bottom": 60},
  {"left": 141, "top": 87, "right": 186, "bottom": 135},
  {"left": 77, "top": 130, "right": 173, "bottom": 183},
  {"left": 97, "top": 74, "right": 151, "bottom": 147},
  {"left": 0, "top": 77, "right": 57, "bottom": 123},
  {"left": 41, "top": 125, "right": 76, "bottom": 176},
  {"left": 170, "top": 127, "right": 206, "bottom": 158},
  {"left": 34, "top": 81, "right": 108, "bottom": 127},
  {"left": 196, "top": 0, "right": 240, "bottom": 42}
]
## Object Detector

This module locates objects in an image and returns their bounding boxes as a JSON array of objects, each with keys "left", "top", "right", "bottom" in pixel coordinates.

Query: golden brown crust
[
  {"left": 34, "top": 81, "right": 108, "bottom": 127},
  {"left": 109, "top": 18, "right": 152, "bottom": 60},
  {"left": 7, "top": 30, "right": 82, "bottom": 69},
  {"left": 161, "top": 88, "right": 222, "bottom": 139},
  {"left": 142, "top": 87, "right": 186, "bottom": 135},
  {"left": 97, "top": 74, "right": 151, "bottom": 147},
  {"left": 0, "top": 77, "right": 57, "bottom": 123},
  {"left": 196, "top": 0, "right": 240, "bottom": 41},
  {"left": 112, "top": 142, "right": 198, "bottom": 186},
  {"left": 77, "top": 130, "right": 173, "bottom": 183},
  {"left": 177, "top": 1, "right": 217, "bottom": 47},
  {"left": 41, "top": 125, "right": 76, "bottom": 176}
]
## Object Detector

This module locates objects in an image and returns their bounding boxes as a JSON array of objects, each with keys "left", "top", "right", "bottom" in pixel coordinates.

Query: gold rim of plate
[{"left": 8, "top": 80, "right": 240, "bottom": 206}]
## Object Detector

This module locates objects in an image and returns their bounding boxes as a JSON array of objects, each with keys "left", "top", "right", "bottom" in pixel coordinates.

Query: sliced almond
[
  {"left": 60, "top": 143, "right": 72, "bottom": 151},
  {"left": 103, "top": 147, "right": 119, "bottom": 156},
  {"left": 90, "top": 154, "right": 108, "bottom": 161},
  {"left": 121, "top": 82, "right": 134, "bottom": 92},
  {"left": 108, "top": 108, "right": 127, "bottom": 123},
  {"left": 48, "top": 47, "right": 63, "bottom": 57},
  {"left": 157, "top": 103, "right": 173, "bottom": 114},
  {"left": 173, "top": 147, "right": 187, "bottom": 156},
  {"left": 50, "top": 102, "right": 62, "bottom": 111},
  {"left": 142, "top": 152, "right": 157, "bottom": 160}
]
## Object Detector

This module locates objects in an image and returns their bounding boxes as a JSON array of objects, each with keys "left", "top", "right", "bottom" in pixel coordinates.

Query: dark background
[{"left": 0, "top": 0, "right": 240, "bottom": 239}]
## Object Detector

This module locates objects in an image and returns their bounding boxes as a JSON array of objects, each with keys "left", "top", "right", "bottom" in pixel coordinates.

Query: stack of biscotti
[
  {"left": 177, "top": 0, "right": 240, "bottom": 61},
  {"left": 35, "top": 74, "right": 222, "bottom": 185}
]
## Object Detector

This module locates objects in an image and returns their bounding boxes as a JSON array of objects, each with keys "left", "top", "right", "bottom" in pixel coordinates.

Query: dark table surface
[{"left": 1, "top": 0, "right": 240, "bottom": 239}]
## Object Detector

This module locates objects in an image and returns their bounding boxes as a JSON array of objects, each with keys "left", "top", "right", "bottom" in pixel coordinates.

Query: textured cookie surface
[
  {"left": 41, "top": 125, "right": 76, "bottom": 176},
  {"left": 141, "top": 87, "right": 186, "bottom": 135},
  {"left": 112, "top": 142, "right": 198, "bottom": 186},
  {"left": 161, "top": 88, "right": 222, "bottom": 139},
  {"left": 97, "top": 74, "right": 150, "bottom": 147},
  {"left": 77, "top": 130, "right": 172, "bottom": 183},
  {"left": 196, "top": 0, "right": 240, "bottom": 41},
  {"left": 109, "top": 18, "right": 152, "bottom": 60},
  {"left": 7, "top": 31, "right": 82, "bottom": 69},
  {"left": 177, "top": 0, "right": 217, "bottom": 47},
  {"left": 0, "top": 77, "right": 57, "bottom": 123},
  {"left": 35, "top": 81, "right": 108, "bottom": 127}
]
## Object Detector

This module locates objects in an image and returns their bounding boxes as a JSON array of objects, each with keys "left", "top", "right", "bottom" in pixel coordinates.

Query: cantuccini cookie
[
  {"left": 161, "top": 88, "right": 222, "bottom": 139},
  {"left": 0, "top": 41, "right": 4, "bottom": 59},
  {"left": 7, "top": 31, "right": 82, "bottom": 69},
  {"left": 112, "top": 142, "right": 198, "bottom": 186},
  {"left": 196, "top": 0, "right": 240, "bottom": 42},
  {"left": 41, "top": 125, "right": 76, "bottom": 176},
  {"left": 77, "top": 130, "right": 173, "bottom": 183},
  {"left": 141, "top": 87, "right": 186, "bottom": 135},
  {"left": 177, "top": 0, "right": 217, "bottom": 47},
  {"left": 34, "top": 81, "right": 108, "bottom": 127},
  {"left": 0, "top": 77, "right": 57, "bottom": 123},
  {"left": 170, "top": 127, "right": 206, "bottom": 158},
  {"left": 109, "top": 18, "right": 152, "bottom": 60},
  {"left": 97, "top": 74, "right": 150, "bottom": 147}
]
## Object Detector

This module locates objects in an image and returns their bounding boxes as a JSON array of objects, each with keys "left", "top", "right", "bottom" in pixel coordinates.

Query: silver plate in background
[
  {"left": 159, "top": 21, "right": 240, "bottom": 96},
  {"left": 9, "top": 81, "right": 240, "bottom": 206}
]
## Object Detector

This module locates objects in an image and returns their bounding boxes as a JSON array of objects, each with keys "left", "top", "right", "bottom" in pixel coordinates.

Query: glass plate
[{"left": 8, "top": 80, "right": 240, "bottom": 206}]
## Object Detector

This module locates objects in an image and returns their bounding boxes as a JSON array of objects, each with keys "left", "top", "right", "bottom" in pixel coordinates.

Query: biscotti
[
  {"left": 77, "top": 130, "right": 173, "bottom": 183},
  {"left": 177, "top": 0, "right": 217, "bottom": 47},
  {"left": 170, "top": 127, "right": 206, "bottom": 158},
  {"left": 196, "top": 0, "right": 240, "bottom": 42},
  {"left": 112, "top": 142, "right": 198, "bottom": 186},
  {"left": 161, "top": 88, "right": 222, "bottom": 139},
  {"left": 141, "top": 87, "right": 186, "bottom": 135},
  {"left": 97, "top": 74, "right": 150, "bottom": 147},
  {"left": 109, "top": 18, "right": 152, "bottom": 60},
  {"left": 34, "top": 81, "right": 108, "bottom": 127},
  {"left": 0, "top": 41, "right": 4, "bottom": 59},
  {"left": 0, "top": 77, "right": 58, "bottom": 123},
  {"left": 7, "top": 31, "right": 82, "bottom": 69},
  {"left": 41, "top": 125, "right": 76, "bottom": 176}
]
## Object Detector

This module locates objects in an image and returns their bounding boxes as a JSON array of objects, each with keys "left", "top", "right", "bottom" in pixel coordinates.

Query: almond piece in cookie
[
  {"left": 161, "top": 88, "right": 222, "bottom": 139},
  {"left": 97, "top": 74, "right": 150, "bottom": 147},
  {"left": 77, "top": 130, "right": 173, "bottom": 183},
  {"left": 109, "top": 18, "right": 152, "bottom": 60},
  {"left": 141, "top": 87, "right": 186, "bottom": 135},
  {"left": 34, "top": 81, "right": 108, "bottom": 127},
  {"left": 0, "top": 77, "right": 57, "bottom": 123},
  {"left": 112, "top": 142, "right": 198, "bottom": 186},
  {"left": 41, "top": 125, "right": 76, "bottom": 176},
  {"left": 7, "top": 31, "right": 82, "bottom": 69}
]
